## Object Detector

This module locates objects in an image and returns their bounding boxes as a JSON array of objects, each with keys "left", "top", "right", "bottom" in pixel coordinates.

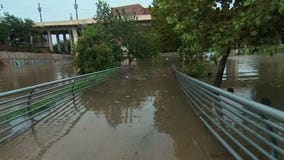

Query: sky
[{"left": 0, "top": 0, "right": 153, "bottom": 22}]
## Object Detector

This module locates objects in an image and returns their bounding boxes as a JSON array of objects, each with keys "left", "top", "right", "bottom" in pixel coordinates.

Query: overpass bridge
[
  {"left": 33, "top": 15, "right": 151, "bottom": 54},
  {"left": 0, "top": 61, "right": 284, "bottom": 159}
]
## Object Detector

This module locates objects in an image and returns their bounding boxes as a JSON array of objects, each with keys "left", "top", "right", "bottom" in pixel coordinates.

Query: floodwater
[
  {"left": 0, "top": 63, "right": 75, "bottom": 92},
  {"left": 0, "top": 57, "right": 231, "bottom": 160},
  {"left": 222, "top": 53, "right": 284, "bottom": 110}
]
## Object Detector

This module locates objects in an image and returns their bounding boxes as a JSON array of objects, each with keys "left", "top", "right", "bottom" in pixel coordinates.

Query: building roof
[{"left": 111, "top": 4, "right": 149, "bottom": 16}]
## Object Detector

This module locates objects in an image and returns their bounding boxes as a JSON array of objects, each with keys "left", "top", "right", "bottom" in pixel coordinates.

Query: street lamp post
[
  {"left": 38, "top": 3, "right": 43, "bottom": 22},
  {"left": 74, "top": 0, "right": 78, "bottom": 20}
]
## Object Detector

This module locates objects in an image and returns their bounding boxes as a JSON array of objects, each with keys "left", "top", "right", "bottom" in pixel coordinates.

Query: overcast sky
[{"left": 0, "top": 0, "right": 153, "bottom": 22}]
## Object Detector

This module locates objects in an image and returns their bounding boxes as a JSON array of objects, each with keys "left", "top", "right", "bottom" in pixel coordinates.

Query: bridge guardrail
[
  {"left": 172, "top": 65, "right": 284, "bottom": 160},
  {"left": 0, "top": 67, "right": 121, "bottom": 143}
]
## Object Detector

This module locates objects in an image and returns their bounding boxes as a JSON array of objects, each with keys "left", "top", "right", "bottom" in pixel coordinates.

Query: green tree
[
  {"left": 74, "top": 1, "right": 123, "bottom": 73},
  {"left": 111, "top": 13, "right": 158, "bottom": 66},
  {"left": 0, "top": 13, "right": 34, "bottom": 45},
  {"left": 154, "top": 0, "right": 284, "bottom": 87},
  {"left": 74, "top": 0, "right": 158, "bottom": 72},
  {"left": 97, "top": 0, "right": 158, "bottom": 66},
  {"left": 73, "top": 25, "right": 122, "bottom": 73},
  {"left": 150, "top": 0, "right": 181, "bottom": 52},
  {"left": 95, "top": 0, "right": 113, "bottom": 24},
  {"left": 0, "top": 22, "right": 9, "bottom": 44}
]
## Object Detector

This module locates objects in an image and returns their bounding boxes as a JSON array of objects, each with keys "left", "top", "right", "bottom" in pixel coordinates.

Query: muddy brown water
[
  {"left": 0, "top": 58, "right": 231, "bottom": 160},
  {"left": 0, "top": 63, "right": 75, "bottom": 92},
  {"left": 222, "top": 54, "right": 284, "bottom": 110}
]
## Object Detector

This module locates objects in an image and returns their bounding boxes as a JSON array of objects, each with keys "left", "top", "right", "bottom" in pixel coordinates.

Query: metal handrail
[
  {"left": 172, "top": 65, "right": 284, "bottom": 160},
  {"left": 0, "top": 67, "right": 121, "bottom": 143}
]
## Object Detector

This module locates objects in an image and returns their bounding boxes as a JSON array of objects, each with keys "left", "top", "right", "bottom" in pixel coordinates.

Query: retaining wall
[{"left": 0, "top": 51, "right": 72, "bottom": 66}]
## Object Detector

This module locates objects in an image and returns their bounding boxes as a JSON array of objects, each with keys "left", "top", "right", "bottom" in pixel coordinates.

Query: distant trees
[
  {"left": 0, "top": 13, "right": 34, "bottom": 45},
  {"left": 152, "top": 0, "right": 284, "bottom": 87},
  {"left": 74, "top": 0, "right": 158, "bottom": 73}
]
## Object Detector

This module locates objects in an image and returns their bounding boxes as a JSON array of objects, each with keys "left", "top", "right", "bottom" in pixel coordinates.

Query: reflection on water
[
  {"left": 0, "top": 96, "right": 86, "bottom": 160},
  {"left": 34, "top": 58, "right": 231, "bottom": 160},
  {"left": 0, "top": 62, "right": 75, "bottom": 92},
  {"left": 223, "top": 54, "right": 284, "bottom": 110},
  {"left": 0, "top": 57, "right": 232, "bottom": 160}
]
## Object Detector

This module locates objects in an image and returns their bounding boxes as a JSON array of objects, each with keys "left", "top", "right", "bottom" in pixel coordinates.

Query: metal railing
[
  {"left": 0, "top": 67, "right": 120, "bottom": 143},
  {"left": 172, "top": 65, "right": 284, "bottom": 160}
]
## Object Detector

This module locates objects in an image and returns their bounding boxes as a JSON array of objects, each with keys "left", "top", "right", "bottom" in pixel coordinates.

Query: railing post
[
  {"left": 72, "top": 79, "right": 79, "bottom": 112},
  {"left": 27, "top": 89, "right": 35, "bottom": 122}
]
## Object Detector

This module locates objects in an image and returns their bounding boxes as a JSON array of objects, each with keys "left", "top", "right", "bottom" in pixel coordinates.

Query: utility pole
[
  {"left": 74, "top": 0, "right": 78, "bottom": 20},
  {"left": 38, "top": 2, "right": 43, "bottom": 22}
]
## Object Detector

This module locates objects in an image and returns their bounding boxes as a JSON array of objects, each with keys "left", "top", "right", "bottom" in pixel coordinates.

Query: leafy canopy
[
  {"left": 74, "top": 0, "right": 158, "bottom": 73},
  {"left": 0, "top": 13, "right": 34, "bottom": 44},
  {"left": 74, "top": 25, "right": 122, "bottom": 73},
  {"left": 153, "top": 0, "right": 284, "bottom": 87}
]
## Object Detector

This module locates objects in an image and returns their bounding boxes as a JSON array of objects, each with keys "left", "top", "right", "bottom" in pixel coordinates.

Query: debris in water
[{"left": 114, "top": 101, "right": 121, "bottom": 104}]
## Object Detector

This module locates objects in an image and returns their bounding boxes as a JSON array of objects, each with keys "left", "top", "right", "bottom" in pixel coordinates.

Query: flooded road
[
  {"left": 0, "top": 63, "right": 75, "bottom": 92},
  {"left": 223, "top": 53, "right": 284, "bottom": 110},
  {"left": 0, "top": 58, "right": 231, "bottom": 160}
]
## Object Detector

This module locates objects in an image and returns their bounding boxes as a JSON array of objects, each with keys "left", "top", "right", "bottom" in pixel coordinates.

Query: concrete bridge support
[
  {"left": 71, "top": 28, "right": 79, "bottom": 44},
  {"left": 63, "top": 34, "right": 69, "bottom": 53},
  {"left": 47, "top": 31, "right": 54, "bottom": 53},
  {"left": 56, "top": 34, "right": 62, "bottom": 53}
]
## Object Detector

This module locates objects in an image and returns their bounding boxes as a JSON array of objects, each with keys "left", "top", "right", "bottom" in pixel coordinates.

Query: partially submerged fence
[
  {"left": 0, "top": 67, "right": 120, "bottom": 143},
  {"left": 172, "top": 65, "right": 284, "bottom": 160}
]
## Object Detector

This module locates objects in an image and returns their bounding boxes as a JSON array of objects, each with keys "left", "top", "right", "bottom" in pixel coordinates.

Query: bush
[
  {"left": 73, "top": 25, "right": 123, "bottom": 74},
  {"left": 30, "top": 47, "right": 40, "bottom": 53},
  {"left": 181, "top": 60, "right": 206, "bottom": 77}
]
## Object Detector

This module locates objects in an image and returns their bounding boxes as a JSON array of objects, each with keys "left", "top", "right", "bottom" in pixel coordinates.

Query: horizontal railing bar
[
  {"left": 173, "top": 65, "right": 284, "bottom": 123},
  {"left": 0, "top": 75, "right": 108, "bottom": 123},
  {"left": 177, "top": 79, "right": 247, "bottom": 160},
  {"left": 0, "top": 98, "right": 82, "bottom": 143},
  {"left": 195, "top": 83, "right": 284, "bottom": 143},
  {"left": 0, "top": 85, "right": 76, "bottom": 125},
  {"left": 179, "top": 80, "right": 258, "bottom": 160},
  {"left": 0, "top": 94, "right": 80, "bottom": 136},
  {"left": 189, "top": 84, "right": 284, "bottom": 156},
  {"left": 180, "top": 79, "right": 277, "bottom": 160},
  {"left": 173, "top": 66, "right": 284, "bottom": 160},
  {"left": 0, "top": 67, "right": 120, "bottom": 143},
  {"left": 181, "top": 73, "right": 284, "bottom": 134},
  {"left": 0, "top": 82, "right": 72, "bottom": 110},
  {"left": 0, "top": 93, "right": 77, "bottom": 133},
  {"left": 0, "top": 68, "right": 117, "bottom": 110},
  {"left": 0, "top": 67, "right": 120, "bottom": 98}
]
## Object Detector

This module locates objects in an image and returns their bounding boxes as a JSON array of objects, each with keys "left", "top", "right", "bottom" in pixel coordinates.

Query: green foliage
[
  {"left": 0, "top": 23, "right": 9, "bottom": 44},
  {"left": 111, "top": 14, "right": 158, "bottom": 65},
  {"left": 153, "top": 0, "right": 284, "bottom": 87},
  {"left": 182, "top": 60, "right": 206, "bottom": 77},
  {"left": 30, "top": 47, "right": 40, "bottom": 53},
  {"left": 74, "top": 0, "right": 158, "bottom": 72},
  {"left": 95, "top": 0, "right": 113, "bottom": 24},
  {"left": 73, "top": 25, "right": 122, "bottom": 73},
  {"left": 150, "top": 0, "right": 181, "bottom": 52},
  {"left": 0, "top": 13, "right": 34, "bottom": 45}
]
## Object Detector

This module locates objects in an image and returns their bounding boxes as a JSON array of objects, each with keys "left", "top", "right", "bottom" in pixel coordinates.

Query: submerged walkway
[{"left": 0, "top": 59, "right": 232, "bottom": 160}]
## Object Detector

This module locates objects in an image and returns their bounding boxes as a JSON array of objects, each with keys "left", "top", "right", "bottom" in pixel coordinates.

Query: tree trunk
[
  {"left": 214, "top": 49, "right": 230, "bottom": 88},
  {"left": 128, "top": 56, "right": 133, "bottom": 67}
]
